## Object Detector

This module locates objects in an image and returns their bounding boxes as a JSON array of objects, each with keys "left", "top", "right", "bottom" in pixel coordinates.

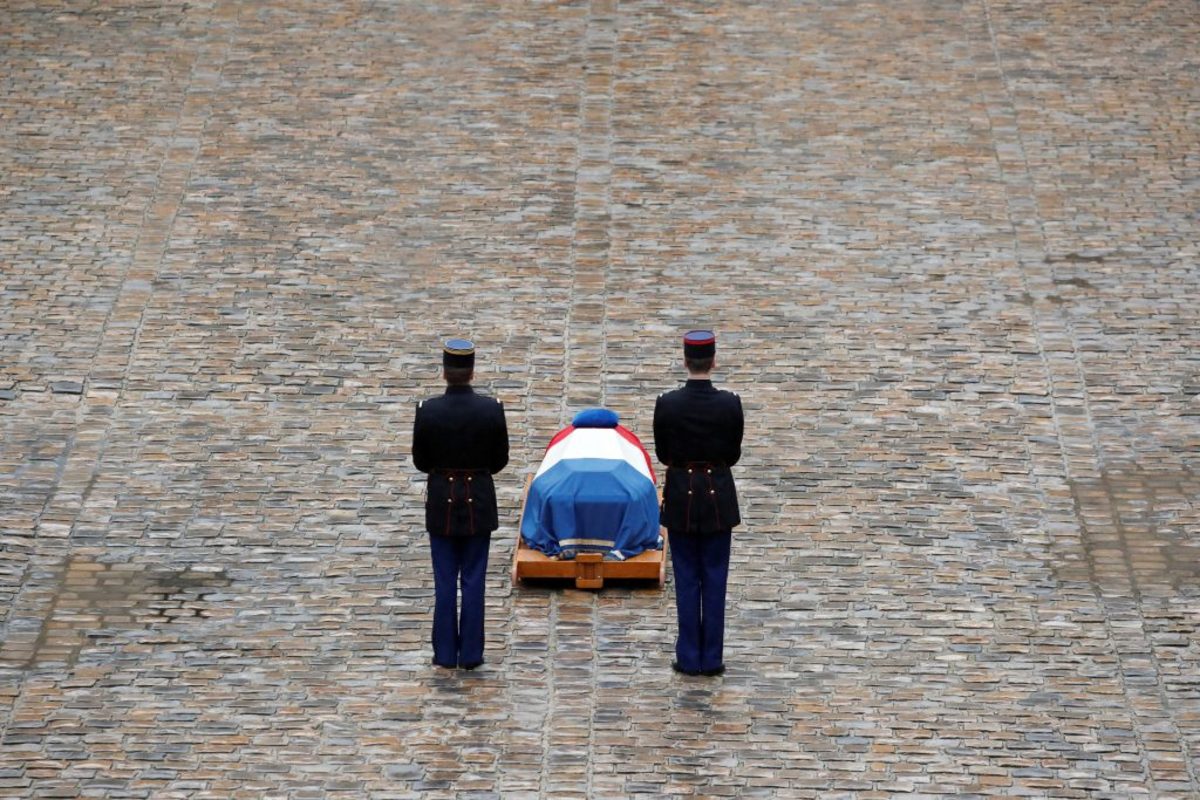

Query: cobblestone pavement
[{"left": 2, "top": 1, "right": 1198, "bottom": 797}]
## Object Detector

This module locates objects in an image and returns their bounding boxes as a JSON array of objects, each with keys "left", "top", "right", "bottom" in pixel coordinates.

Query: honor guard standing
[
  {"left": 412, "top": 338, "right": 509, "bottom": 669},
  {"left": 653, "top": 330, "right": 743, "bottom": 676}
]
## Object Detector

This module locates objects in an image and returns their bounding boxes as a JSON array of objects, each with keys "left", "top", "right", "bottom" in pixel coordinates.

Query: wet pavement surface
[{"left": 1, "top": 1, "right": 1198, "bottom": 797}]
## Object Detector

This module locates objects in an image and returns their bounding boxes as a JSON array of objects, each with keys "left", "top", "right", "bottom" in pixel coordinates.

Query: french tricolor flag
[{"left": 521, "top": 409, "right": 662, "bottom": 560}]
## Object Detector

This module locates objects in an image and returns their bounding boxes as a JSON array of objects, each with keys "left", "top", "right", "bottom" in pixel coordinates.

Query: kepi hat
[
  {"left": 682, "top": 329, "right": 716, "bottom": 359},
  {"left": 443, "top": 337, "right": 476, "bottom": 369}
]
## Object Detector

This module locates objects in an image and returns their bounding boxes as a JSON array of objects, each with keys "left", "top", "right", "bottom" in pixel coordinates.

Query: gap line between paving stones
[
  {"left": 976, "top": 0, "right": 1115, "bottom": 725},
  {"left": 32, "top": 14, "right": 236, "bottom": 546},
  {"left": 561, "top": 0, "right": 618, "bottom": 422},
  {"left": 539, "top": 4, "right": 618, "bottom": 792},
  {"left": 14, "top": 560, "right": 72, "bottom": 672},
  {"left": 0, "top": 5, "right": 215, "bottom": 735},
  {"left": 0, "top": 423, "right": 77, "bottom": 661},
  {"left": 976, "top": 25, "right": 1170, "bottom": 798},
  {"left": 0, "top": 4, "right": 239, "bottom": 753},
  {"left": 595, "top": 0, "right": 618, "bottom": 415},
  {"left": 586, "top": 594, "right": 599, "bottom": 798},
  {"left": 979, "top": 1, "right": 1198, "bottom": 792},
  {"left": 558, "top": 18, "right": 584, "bottom": 427},
  {"left": 583, "top": 4, "right": 618, "bottom": 792},
  {"left": 537, "top": 591, "right": 559, "bottom": 800}
]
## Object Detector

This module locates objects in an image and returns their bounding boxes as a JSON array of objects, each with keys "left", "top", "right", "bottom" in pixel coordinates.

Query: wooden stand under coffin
[{"left": 511, "top": 477, "right": 667, "bottom": 590}]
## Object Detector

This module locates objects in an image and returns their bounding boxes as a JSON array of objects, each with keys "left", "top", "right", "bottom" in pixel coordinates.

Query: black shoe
[
  {"left": 432, "top": 659, "right": 456, "bottom": 669},
  {"left": 671, "top": 660, "right": 702, "bottom": 676},
  {"left": 701, "top": 665, "right": 726, "bottom": 676},
  {"left": 459, "top": 660, "right": 484, "bottom": 671}
]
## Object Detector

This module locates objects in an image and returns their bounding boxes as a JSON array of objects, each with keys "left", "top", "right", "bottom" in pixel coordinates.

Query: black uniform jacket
[
  {"left": 653, "top": 379, "right": 744, "bottom": 534},
  {"left": 413, "top": 386, "right": 509, "bottom": 536}
]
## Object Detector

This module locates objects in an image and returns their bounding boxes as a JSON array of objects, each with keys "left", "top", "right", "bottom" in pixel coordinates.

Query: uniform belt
[{"left": 671, "top": 462, "right": 727, "bottom": 472}]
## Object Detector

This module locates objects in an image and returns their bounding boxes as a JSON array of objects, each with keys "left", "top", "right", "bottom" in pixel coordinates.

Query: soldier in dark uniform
[
  {"left": 412, "top": 338, "right": 509, "bottom": 669},
  {"left": 653, "top": 330, "right": 743, "bottom": 676}
]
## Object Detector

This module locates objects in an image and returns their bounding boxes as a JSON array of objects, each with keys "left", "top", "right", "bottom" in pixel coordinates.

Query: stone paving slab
[{"left": 1, "top": 0, "right": 1198, "bottom": 797}]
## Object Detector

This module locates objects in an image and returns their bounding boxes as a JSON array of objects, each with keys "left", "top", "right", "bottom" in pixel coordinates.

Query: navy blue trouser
[
  {"left": 428, "top": 532, "right": 491, "bottom": 667},
  {"left": 668, "top": 528, "right": 732, "bottom": 673}
]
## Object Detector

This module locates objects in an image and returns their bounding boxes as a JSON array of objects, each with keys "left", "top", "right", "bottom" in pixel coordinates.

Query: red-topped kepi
[{"left": 683, "top": 329, "right": 716, "bottom": 359}]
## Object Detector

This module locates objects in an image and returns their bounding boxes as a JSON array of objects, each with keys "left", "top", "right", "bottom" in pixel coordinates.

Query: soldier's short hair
[
  {"left": 685, "top": 356, "right": 714, "bottom": 374},
  {"left": 444, "top": 366, "right": 474, "bottom": 386}
]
